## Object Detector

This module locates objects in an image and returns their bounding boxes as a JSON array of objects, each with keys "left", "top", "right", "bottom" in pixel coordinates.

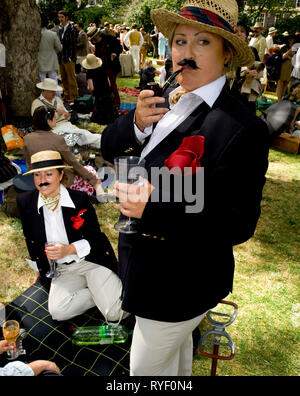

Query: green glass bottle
[{"left": 71, "top": 324, "right": 128, "bottom": 346}]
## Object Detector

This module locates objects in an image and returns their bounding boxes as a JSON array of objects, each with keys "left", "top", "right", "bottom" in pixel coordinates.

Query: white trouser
[
  {"left": 129, "top": 45, "right": 140, "bottom": 73},
  {"left": 48, "top": 260, "right": 125, "bottom": 322},
  {"left": 54, "top": 122, "right": 101, "bottom": 148},
  {"left": 130, "top": 312, "right": 206, "bottom": 376}
]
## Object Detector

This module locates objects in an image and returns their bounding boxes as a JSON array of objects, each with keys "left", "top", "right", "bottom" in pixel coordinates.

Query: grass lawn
[{"left": 0, "top": 71, "right": 299, "bottom": 376}]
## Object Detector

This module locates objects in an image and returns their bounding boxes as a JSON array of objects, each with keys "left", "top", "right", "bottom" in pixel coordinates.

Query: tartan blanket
[
  {"left": 0, "top": 280, "right": 132, "bottom": 376},
  {"left": 118, "top": 87, "right": 140, "bottom": 97}
]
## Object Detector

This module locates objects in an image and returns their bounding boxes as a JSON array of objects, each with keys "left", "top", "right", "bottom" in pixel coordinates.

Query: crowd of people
[{"left": 0, "top": 0, "right": 300, "bottom": 377}]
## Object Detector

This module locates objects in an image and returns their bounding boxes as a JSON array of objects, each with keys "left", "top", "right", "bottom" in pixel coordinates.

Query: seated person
[
  {"left": 24, "top": 106, "right": 103, "bottom": 196},
  {"left": 0, "top": 340, "right": 60, "bottom": 376},
  {"left": 138, "top": 59, "right": 160, "bottom": 90},
  {"left": 75, "top": 63, "right": 92, "bottom": 97},
  {"left": 239, "top": 61, "right": 265, "bottom": 113},
  {"left": 288, "top": 86, "right": 300, "bottom": 135},
  {"left": 31, "top": 78, "right": 101, "bottom": 149},
  {"left": 0, "top": 151, "right": 21, "bottom": 191},
  {"left": 17, "top": 150, "right": 126, "bottom": 322}
]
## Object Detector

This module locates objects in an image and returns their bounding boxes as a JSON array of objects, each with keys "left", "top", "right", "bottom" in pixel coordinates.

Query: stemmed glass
[
  {"left": 114, "top": 156, "right": 146, "bottom": 234},
  {"left": 2, "top": 320, "right": 20, "bottom": 360},
  {"left": 45, "top": 242, "right": 60, "bottom": 279}
]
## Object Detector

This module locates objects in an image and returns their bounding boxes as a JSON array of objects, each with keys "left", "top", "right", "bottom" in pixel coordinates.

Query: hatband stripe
[
  {"left": 31, "top": 159, "right": 64, "bottom": 170},
  {"left": 180, "top": 6, "right": 234, "bottom": 33}
]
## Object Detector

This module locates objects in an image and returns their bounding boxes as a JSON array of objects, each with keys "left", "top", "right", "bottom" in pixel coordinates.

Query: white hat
[
  {"left": 36, "top": 78, "right": 63, "bottom": 91},
  {"left": 251, "top": 22, "right": 265, "bottom": 31},
  {"left": 82, "top": 54, "right": 102, "bottom": 70},
  {"left": 268, "top": 27, "right": 277, "bottom": 34}
]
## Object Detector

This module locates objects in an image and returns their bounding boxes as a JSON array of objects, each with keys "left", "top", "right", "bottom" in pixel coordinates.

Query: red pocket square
[
  {"left": 164, "top": 136, "right": 205, "bottom": 175},
  {"left": 71, "top": 209, "right": 87, "bottom": 230}
]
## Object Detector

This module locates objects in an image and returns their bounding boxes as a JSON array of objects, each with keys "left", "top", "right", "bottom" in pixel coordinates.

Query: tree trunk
[{"left": 0, "top": 0, "right": 41, "bottom": 118}]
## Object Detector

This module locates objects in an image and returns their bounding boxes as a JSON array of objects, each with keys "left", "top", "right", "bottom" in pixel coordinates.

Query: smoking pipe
[
  {"left": 146, "top": 68, "right": 182, "bottom": 97},
  {"left": 146, "top": 59, "right": 198, "bottom": 97}
]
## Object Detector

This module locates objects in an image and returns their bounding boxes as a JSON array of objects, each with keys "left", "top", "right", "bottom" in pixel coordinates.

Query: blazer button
[{"left": 105, "top": 251, "right": 109, "bottom": 255}]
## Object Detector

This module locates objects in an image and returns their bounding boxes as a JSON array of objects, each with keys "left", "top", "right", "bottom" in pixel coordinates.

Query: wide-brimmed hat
[
  {"left": 23, "top": 150, "right": 72, "bottom": 175},
  {"left": 268, "top": 27, "right": 277, "bottom": 34},
  {"left": 150, "top": 0, "right": 254, "bottom": 66},
  {"left": 87, "top": 26, "right": 101, "bottom": 40},
  {"left": 82, "top": 54, "right": 102, "bottom": 70},
  {"left": 283, "top": 31, "right": 289, "bottom": 37},
  {"left": 251, "top": 22, "right": 265, "bottom": 31},
  {"left": 36, "top": 78, "right": 63, "bottom": 92}
]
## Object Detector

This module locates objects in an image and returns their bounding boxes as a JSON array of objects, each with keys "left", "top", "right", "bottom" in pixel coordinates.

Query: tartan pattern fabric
[{"left": 0, "top": 280, "right": 131, "bottom": 376}]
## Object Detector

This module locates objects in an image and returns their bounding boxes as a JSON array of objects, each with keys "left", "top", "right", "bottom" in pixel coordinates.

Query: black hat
[{"left": 13, "top": 174, "right": 36, "bottom": 192}]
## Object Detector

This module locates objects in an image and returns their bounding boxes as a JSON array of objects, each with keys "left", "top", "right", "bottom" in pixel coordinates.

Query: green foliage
[
  {"left": 73, "top": 6, "right": 107, "bottom": 27},
  {"left": 125, "top": 0, "right": 184, "bottom": 31},
  {"left": 274, "top": 15, "right": 300, "bottom": 37}
]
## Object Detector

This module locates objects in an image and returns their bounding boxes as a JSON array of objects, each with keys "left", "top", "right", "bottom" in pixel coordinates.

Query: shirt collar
[
  {"left": 39, "top": 94, "right": 55, "bottom": 106},
  {"left": 169, "top": 75, "right": 226, "bottom": 109},
  {"left": 37, "top": 185, "right": 75, "bottom": 213}
]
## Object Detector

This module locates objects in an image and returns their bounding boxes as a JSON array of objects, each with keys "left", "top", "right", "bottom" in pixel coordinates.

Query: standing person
[
  {"left": 87, "top": 27, "right": 122, "bottom": 108},
  {"left": 139, "top": 27, "right": 151, "bottom": 69},
  {"left": 82, "top": 54, "right": 118, "bottom": 125},
  {"left": 277, "top": 33, "right": 296, "bottom": 101},
  {"left": 38, "top": 15, "right": 62, "bottom": 86},
  {"left": 75, "top": 22, "right": 89, "bottom": 65},
  {"left": 158, "top": 31, "right": 167, "bottom": 60},
  {"left": 266, "top": 27, "right": 277, "bottom": 54},
  {"left": 249, "top": 22, "right": 267, "bottom": 62},
  {"left": 150, "top": 25, "right": 159, "bottom": 58},
  {"left": 100, "top": 0, "right": 269, "bottom": 376},
  {"left": 17, "top": 150, "right": 126, "bottom": 323},
  {"left": 58, "top": 10, "right": 78, "bottom": 103},
  {"left": 124, "top": 24, "right": 144, "bottom": 73}
]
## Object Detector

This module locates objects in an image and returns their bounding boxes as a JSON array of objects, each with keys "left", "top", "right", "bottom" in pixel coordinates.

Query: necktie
[{"left": 41, "top": 193, "right": 60, "bottom": 211}]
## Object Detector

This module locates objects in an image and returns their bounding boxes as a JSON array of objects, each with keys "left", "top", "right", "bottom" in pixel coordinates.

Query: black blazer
[
  {"left": 101, "top": 86, "right": 270, "bottom": 322},
  {"left": 17, "top": 188, "right": 118, "bottom": 278},
  {"left": 59, "top": 24, "right": 77, "bottom": 63}
]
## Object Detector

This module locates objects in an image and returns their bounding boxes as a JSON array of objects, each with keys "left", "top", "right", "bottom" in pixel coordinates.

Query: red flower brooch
[
  {"left": 71, "top": 209, "right": 87, "bottom": 230},
  {"left": 164, "top": 136, "right": 205, "bottom": 175}
]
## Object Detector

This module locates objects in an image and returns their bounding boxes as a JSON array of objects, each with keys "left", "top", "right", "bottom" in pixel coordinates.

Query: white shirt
[
  {"left": 61, "top": 23, "right": 69, "bottom": 39},
  {"left": 37, "top": 185, "right": 90, "bottom": 264},
  {"left": 137, "top": 75, "right": 226, "bottom": 159}
]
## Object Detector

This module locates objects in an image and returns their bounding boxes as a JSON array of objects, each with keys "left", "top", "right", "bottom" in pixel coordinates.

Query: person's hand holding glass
[
  {"left": 45, "top": 242, "right": 60, "bottom": 279},
  {"left": 114, "top": 156, "right": 152, "bottom": 234},
  {"left": 2, "top": 320, "right": 20, "bottom": 360}
]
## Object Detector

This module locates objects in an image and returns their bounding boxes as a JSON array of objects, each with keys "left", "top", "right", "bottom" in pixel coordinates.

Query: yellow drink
[{"left": 2, "top": 320, "right": 19, "bottom": 343}]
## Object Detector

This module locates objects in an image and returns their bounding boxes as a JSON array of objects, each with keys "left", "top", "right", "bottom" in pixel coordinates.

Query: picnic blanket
[
  {"left": 0, "top": 279, "right": 132, "bottom": 376},
  {"left": 118, "top": 88, "right": 139, "bottom": 116}
]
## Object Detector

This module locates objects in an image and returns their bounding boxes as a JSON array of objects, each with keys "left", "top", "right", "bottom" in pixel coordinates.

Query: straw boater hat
[
  {"left": 36, "top": 78, "right": 63, "bottom": 92},
  {"left": 82, "top": 54, "right": 102, "bottom": 70},
  {"left": 24, "top": 150, "right": 72, "bottom": 175},
  {"left": 87, "top": 26, "right": 101, "bottom": 40},
  {"left": 150, "top": 0, "right": 255, "bottom": 66}
]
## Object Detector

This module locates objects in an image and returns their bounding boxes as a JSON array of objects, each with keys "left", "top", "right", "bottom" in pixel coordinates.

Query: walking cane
[{"left": 197, "top": 300, "right": 238, "bottom": 376}]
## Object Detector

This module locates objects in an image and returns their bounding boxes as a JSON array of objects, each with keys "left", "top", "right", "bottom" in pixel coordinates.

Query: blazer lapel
[{"left": 144, "top": 101, "right": 211, "bottom": 168}]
